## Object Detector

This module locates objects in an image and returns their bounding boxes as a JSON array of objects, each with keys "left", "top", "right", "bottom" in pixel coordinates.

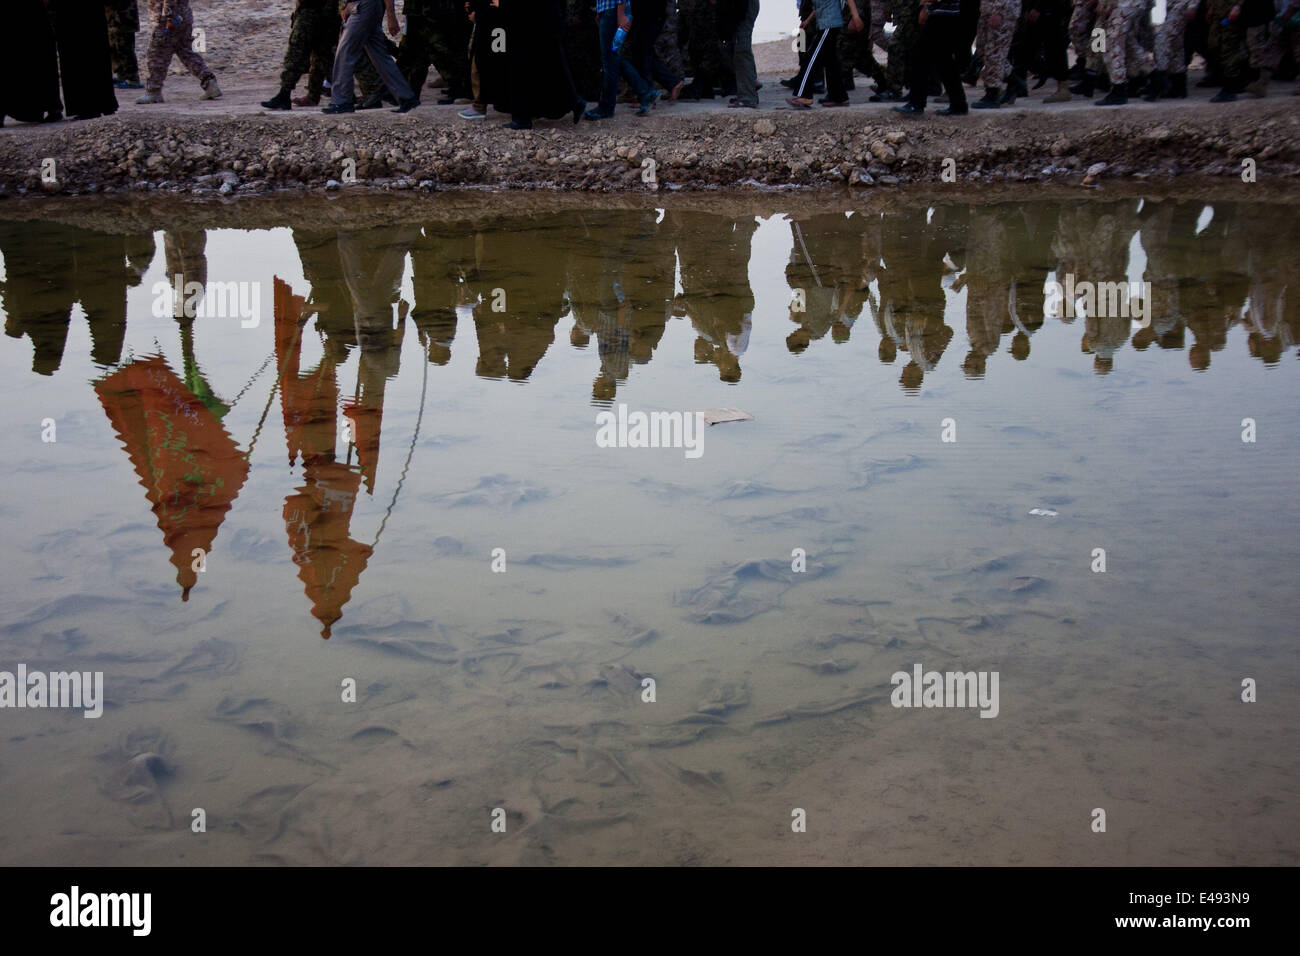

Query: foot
[
  {"left": 728, "top": 101, "right": 758, "bottom": 108},
  {"left": 392, "top": 97, "right": 420, "bottom": 113},
  {"left": 136, "top": 91, "right": 164, "bottom": 104},
  {"left": 786, "top": 96, "right": 813, "bottom": 109},
  {"left": 458, "top": 106, "right": 486, "bottom": 120},
  {"left": 972, "top": 89, "right": 1002, "bottom": 109},
  {"left": 869, "top": 89, "right": 903, "bottom": 102},
  {"left": 262, "top": 90, "right": 293, "bottom": 110},
  {"left": 436, "top": 92, "right": 459, "bottom": 105},
  {"left": 1210, "top": 88, "right": 1237, "bottom": 103},
  {"left": 893, "top": 103, "right": 924, "bottom": 116},
  {"left": 201, "top": 78, "right": 222, "bottom": 100},
  {"left": 501, "top": 120, "right": 532, "bottom": 129},
  {"left": 114, "top": 79, "right": 143, "bottom": 90},
  {"left": 357, "top": 93, "right": 385, "bottom": 110},
  {"left": 321, "top": 102, "right": 355, "bottom": 114},
  {"left": 292, "top": 93, "right": 320, "bottom": 107},
  {"left": 636, "top": 90, "right": 660, "bottom": 116},
  {"left": 584, "top": 108, "right": 613, "bottom": 120},
  {"left": 936, "top": 105, "right": 968, "bottom": 116},
  {"left": 820, "top": 99, "right": 850, "bottom": 107},
  {"left": 1095, "top": 83, "right": 1128, "bottom": 105},
  {"left": 1044, "top": 81, "right": 1071, "bottom": 103},
  {"left": 670, "top": 80, "right": 685, "bottom": 101}
]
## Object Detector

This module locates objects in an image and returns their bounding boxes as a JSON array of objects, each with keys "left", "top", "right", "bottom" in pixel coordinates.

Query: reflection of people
[
  {"left": 0, "top": 223, "right": 145, "bottom": 374},
  {"left": 0, "top": 1, "right": 64, "bottom": 125},
  {"left": 784, "top": 213, "right": 870, "bottom": 353},
  {"left": 674, "top": 212, "right": 756, "bottom": 383}
]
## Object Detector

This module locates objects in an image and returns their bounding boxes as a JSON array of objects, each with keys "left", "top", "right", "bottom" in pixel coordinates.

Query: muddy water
[{"left": 0, "top": 194, "right": 1296, "bottom": 866}]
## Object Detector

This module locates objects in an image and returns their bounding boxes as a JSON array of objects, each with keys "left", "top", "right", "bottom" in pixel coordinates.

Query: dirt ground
[{"left": 1, "top": 0, "right": 1298, "bottom": 195}]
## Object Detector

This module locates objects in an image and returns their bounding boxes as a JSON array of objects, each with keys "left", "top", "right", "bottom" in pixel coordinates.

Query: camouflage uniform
[
  {"left": 1097, "top": 0, "right": 1152, "bottom": 84},
  {"left": 886, "top": 0, "right": 920, "bottom": 93},
  {"left": 1207, "top": 0, "right": 1248, "bottom": 85},
  {"left": 278, "top": 0, "right": 341, "bottom": 99},
  {"left": 839, "top": 4, "right": 889, "bottom": 89},
  {"left": 1153, "top": 0, "right": 1194, "bottom": 71},
  {"left": 977, "top": 0, "right": 1021, "bottom": 87},
  {"left": 1069, "top": 0, "right": 1104, "bottom": 73},
  {"left": 143, "top": 0, "right": 215, "bottom": 95},
  {"left": 655, "top": 1, "right": 685, "bottom": 81},
  {"left": 1246, "top": 1, "right": 1283, "bottom": 72},
  {"left": 106, "top": 0, "right": 140, "bottom": 84}
]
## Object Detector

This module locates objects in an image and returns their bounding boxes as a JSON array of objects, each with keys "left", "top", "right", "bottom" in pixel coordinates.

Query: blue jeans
[{"left": 598, "top": 9, "right": 651, "bottom": 114}]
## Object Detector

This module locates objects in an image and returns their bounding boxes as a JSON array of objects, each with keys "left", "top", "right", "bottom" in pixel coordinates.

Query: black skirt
[
  {"left": 49, "top": 0, "right": 120, "bottom": 118},
  {"left": 1, "top": 0, "right": 63, "bottom": 122}
]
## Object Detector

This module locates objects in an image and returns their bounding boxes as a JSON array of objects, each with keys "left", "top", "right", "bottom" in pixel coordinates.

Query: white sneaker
[
  {"left": 458, "top": 107, "right": 485, "bottom": 120},
  {"left": 201, "top": 79, "right": 222, "bottom": 100},
  {"left": 136, "top": 91, "right": 164, "bottom": 104}
]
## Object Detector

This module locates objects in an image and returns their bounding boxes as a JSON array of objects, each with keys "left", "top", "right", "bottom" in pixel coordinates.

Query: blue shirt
[{"left": 595, "top": 0, "right": 622, "bottom": 13}]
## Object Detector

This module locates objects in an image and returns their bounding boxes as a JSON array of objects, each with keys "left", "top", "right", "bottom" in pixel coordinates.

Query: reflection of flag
[
  {"left": 283, "top": 462, "right": 374, "bottom": 639},
  {"left": 274, "top": 276, "right": 374, "bottom": 639},
  {"left": 95, "top": 356, "right": 249, "bottom": 600}
]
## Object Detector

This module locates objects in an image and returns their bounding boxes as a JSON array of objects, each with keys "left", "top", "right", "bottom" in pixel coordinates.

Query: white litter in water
[
  {"left": 1028, "top": 509, "right": 1059, "bottom": 517},
  {"left": 701, "top": 408, "right": 755, "bottom": 426}
]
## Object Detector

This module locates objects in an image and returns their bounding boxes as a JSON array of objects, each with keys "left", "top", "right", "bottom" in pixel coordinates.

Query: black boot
[
  {"left": 1210, "top": 84, "right": 1238, "bottom": 103},
  {"left": 1070, "top": 70, "right": 1097, "bottom": 97},
  {"left": 1096, "top": 81, "right": 1128, "bottom": 105},
  {"left": 261, "top": 88, "right": 293, "bottom": 110},
  {"left": 1169, "top": 73, "right": 1187, "bottom": 98},
  {"left": 972, "top": 87, "right": 1002, "bottom": 109},
  {"left": 1143, "top": 70, "right": 1168, "bottom": 102}
]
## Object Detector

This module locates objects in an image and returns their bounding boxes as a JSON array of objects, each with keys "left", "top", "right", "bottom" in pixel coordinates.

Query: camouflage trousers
[
  {"left": 680, "top": 0, "right": 730, "bottom": 91},
  {"left": 1207, "top": 0, "right": 1248, "bottom": 83},
  {"left": 839, "top": 14, "right": 888, "bottom": 86},
  {"left": 886, "top": 0, "right": 920, "bottom": 93},
  {"left": 977, "top": 0, "right": 1021, "bottom": 88},
  {"left": 655, "top": 2, "right": 685, "bottom": 81},
  {"left": 397, "top": 0, "right": 471, "bottom": 95},
  {"left": 1098, "top": 0, "right": 1152, "bottom": 84},
  {"left": 145, "top": 9, "right": 215, "bottom": 94},
  {"left": 106, "top": 0, "right": 140, "bottom": 83},
  {"left": 1153, "top": 0, "right": 1194, "bottom": 72},
  {"left": 1246, "top": 21, "right": 1282, "bottom": 72},
  {"left": 1069, "top": 0, "right": 1103, "bottom": 73},
  {"left": 280, "top": 0, "right": 341, "bottom": 96}
]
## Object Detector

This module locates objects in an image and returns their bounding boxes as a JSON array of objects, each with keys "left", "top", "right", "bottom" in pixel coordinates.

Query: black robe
[
  {"left": 48, "top": 0, "right": 119, "bottom": 119},
  {"left": 0, "top": 0, "right": 63, "bottom": 122},
  {"left": 470, "top": 0, "right": 508, "bottom": 112},
  {"left": 499, "top": 0, "right": 580, "bottom": 123}
]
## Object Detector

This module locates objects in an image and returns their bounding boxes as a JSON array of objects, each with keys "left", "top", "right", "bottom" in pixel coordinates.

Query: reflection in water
[
  {"left": 1, "top": 198, "right": 1297, "bottom": 632},
  {"left": 1, "top": 196, "right": 1298, "bottom": 867}
]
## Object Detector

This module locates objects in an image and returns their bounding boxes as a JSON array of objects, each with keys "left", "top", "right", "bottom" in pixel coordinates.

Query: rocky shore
[{"left": 2, "top": 92, "right": 1298, "bottom": 199}]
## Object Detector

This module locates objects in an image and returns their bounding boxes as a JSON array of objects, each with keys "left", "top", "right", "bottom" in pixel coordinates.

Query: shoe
[
  {"left": 201, "top": 78, "right": 221, "bottom": 100},
  {"left": 728, "top": 100, "right": 758, "bottom": 108},
  {"left": 1044, "top": 79, "right": 1071, "bottom": 103},
  {"left": 869, "top": 89, "right": 903, "bottom": 102},
  {"left": 321, "top": 102, "right": 355, "bottom": 114},
  {"left": 1007, "top": 73, "right": 1028, "bottom": 98},
  {"left": 262, "top": 90, "right": 293, "bottom": 110},
  {"left": 1210, "top": 87, "right": 1237, "bottom": 103},
  {"left": 972, "top": 88, "right": 1001, "bottom": 109},
  {"left": 393, "top": 97, "right": 420, "bottom": 113},
  {"left": 437, "top": 92, "right": 458, "bottom": 104},
  {"left": 1031, "top": 74, "right": 1047, "bottom": 90},
  {"left": 1245, "top": 68, "right": 1271, "bottom": 97},
  {"left": 998, "top": 86, "right": 1018, "bottom": 106},
  {"left": 636, "top": 90, "right": 660, "bottom": 116},
  {"left": 458, "top": 106, "right": 486, "bottom": 120},
  {"left": 936, "top": 105, "right": 968, "bottom": 116},
  {"left": 893, "top": 103, "right": 924, "bottom": 116},
  {"left": 501, "top": 120, "right": 532, "bottom": 129},
  {"left": 292, "top": 93, "right": 320, "bottom": 107},
  {"left": 584, "top": 108, "right": 613, "bottom": 120},
  {"left": 780, "top": 76, "right": 798, "bottom": 89},
  {"left": 786, "top": 96, "right": 813, "bottom": 110},
  {"left": 1143, "top": 70, "right": 1168, "bottom": 102},
  {"left": 357, "top": 93, "right": 385, "bottom": 110},
  {"left": 1095, "top": 82, "right": 1128, "bottom": 105},
  {"left": 821, "top": 99, "right": 850, "bottom": 107},
  {"left": 136, "top": 91, "right": 164, "bottom": 104},
  {"left": 1069, "top": 72, "right": 1096, "bottom": 97},
  {"left": 114, "top": 79, "right": 143, "bottom": 90}
]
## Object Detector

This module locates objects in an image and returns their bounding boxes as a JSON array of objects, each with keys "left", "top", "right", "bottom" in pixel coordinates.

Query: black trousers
[
  {"left": 796, "top": 25, "right": 845, "bottom": 100},
  {"left": 908, "top": 15, "right": 967, "bottom": 110}
]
